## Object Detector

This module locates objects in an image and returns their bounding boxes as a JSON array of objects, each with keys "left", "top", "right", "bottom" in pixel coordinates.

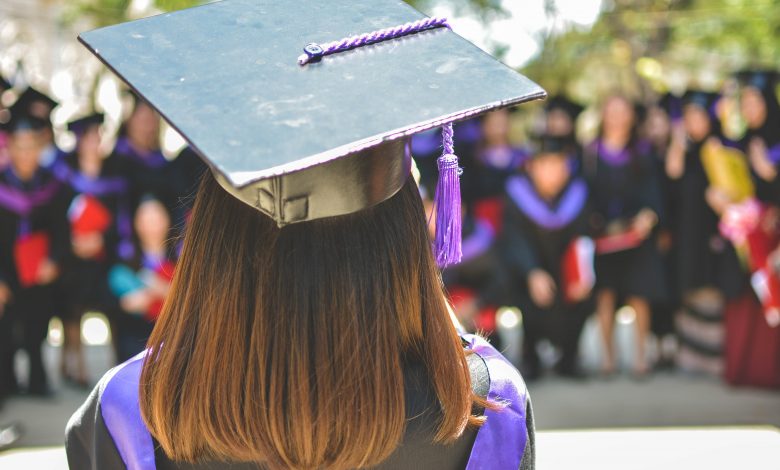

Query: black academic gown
[
  {"left": 583, "top": 140, "right": 667, "bottom": 302},
  {"left": 112, "top": 136, "right": 172, "bottom": 210},
  {"left": 0, "top": 166, "right": 70, "bottom": 394},
  {"left": 66, "top": 347, "right": 535, "bottom": 470},
  {"left": 500, "top": 175, "right": 593, "bottom": 374},
  {"left": 675, "top": 139, "right": 742, "bottom": 298},
  {"left": 59, "top": 153, "right": 131, "bottom": 320}
]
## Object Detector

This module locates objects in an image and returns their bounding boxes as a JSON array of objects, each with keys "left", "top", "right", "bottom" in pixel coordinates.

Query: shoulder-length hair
[{"left": 139, "top": 172, "right": 482, "bottom": 469}]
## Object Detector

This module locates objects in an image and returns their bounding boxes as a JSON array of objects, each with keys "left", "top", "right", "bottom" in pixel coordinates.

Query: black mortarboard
[
  {"left": 529, "top": 133, "right": 576, "bottom": 157},
  {"left": 15, "top": 86, "right": 59, "bottom": 122},
  {"left": 78, "top": 0, "right": 545, "bottom": 266},
  {"left": 67, "top": 112, "right": 105, "bottom": 134},
  {"left": 682, "top": 90, "right": 719, "bottom": 114},
  {"left": 736, "top": 70, "right": 779, "bottom": 93},
  {"left": 544, "top": 95, "right": 584, "bottom": 121},
  {"left": 2, "top": 98, "right": 48, "bottom": 133},
  {"left": 0, "top": 76, "right": 10, "bottom": 92}
]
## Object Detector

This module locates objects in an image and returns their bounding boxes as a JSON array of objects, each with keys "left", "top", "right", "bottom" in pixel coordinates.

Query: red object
[
  {"left": 724, "top": 291, "right": 780, "bottom": 389},
  {"left": 594, "top": 228, "right": 643, "bottom": 254},
  {"left": 472, "top": 197, "right": 504, "bottom": 234},
  {"left": 561, "top": 237, "right": 596, "bottom": 303},
  {"left": 68, "top": 194, "right": 113, "bottom": 235},
  {"left": 13, "top": 232, "right": 50, "bottom": 288},
  {"left": 144, "top": 260, "right": 176, "bottom": 322},
  {"left": 750, "top": 269, "right": 780, "bottom": 328}
]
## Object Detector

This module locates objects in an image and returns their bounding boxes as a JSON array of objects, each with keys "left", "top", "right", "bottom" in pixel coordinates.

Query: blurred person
[
  {"left": 112, "top": 94, "right": 171, "bottom": 210},
  {"left": 0, "top": 104, "right": 70, "bottom": 396},
  {"left": 469, "top": 108, "right": 529, "bottom": 232},
  {"left": 584, "top": 94, "right": 666, "bottom": 378},
  {"left": 0, "top": 76, "right": 13, "bottom": 170},
  {"left": 107, "top": 197, "right": 175, "bottom": 362},
  {"left": 58, "top": 113, "right": 131, "bottom": 387},
  {"left": 736, "top": 70, "right": 780, "bottom": 204},
  {"left": 13, "top": 86, "right": 65, "bottom": 171},
  {"left": 642, "top": 92, "right": 681, "bottom": 369},
  {"left": 543, "top": 95, "right": 584, "bottom": 141},
  {"left": 501, "top": 134, "right": 593, "bottom": 380},
  {"left": 665, "top": 91, "right": 742, "bottom": 374},
  {"left": 67, "top": 3, "right": 540, "bottom": 468}
]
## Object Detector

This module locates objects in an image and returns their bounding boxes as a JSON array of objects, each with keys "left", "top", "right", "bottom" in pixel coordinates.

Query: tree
[{"left": 523, "top": 0, "right": 780, "bottom": 103}]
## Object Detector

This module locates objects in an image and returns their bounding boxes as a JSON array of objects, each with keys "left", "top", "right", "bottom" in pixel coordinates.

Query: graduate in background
[
  {"left": 736, "top": 70, "right": 780, "bottom": 205},
  {"left": 112, "top": 94, "right": 170, "bottom": 210},
  {"left": 469, "top": 108, "right": 529, "bottom": 232},
  {"left": 59, "top": 113, "right": 130, "bottom": 386},
  {"left": 108, "top": 196, "right": 175, "bottom": 362},
  {"left": 584, "top": 94, "right": 667, "bottom": 378},
  {"left": 0, "top": 104, "right": 70, "bottom": 396},
  {"left": 12, "top": 87, "right": 64, "bottom": 172},
  {"left": 501, "top": 133, "right": 594, "bottom": 380},
  {"left": 665, "top": 90, "right": 742, "bottom": 374},
  {"left": 0, "top": 76, "right": 13, "bottom": 170},
  {"left": 543, "top": 95, "right": 584, "bottom": 142}
]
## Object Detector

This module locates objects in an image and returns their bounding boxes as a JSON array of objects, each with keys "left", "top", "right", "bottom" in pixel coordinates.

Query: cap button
[{"left": 303, "top": 43, "right": 324, "bottom": 63}]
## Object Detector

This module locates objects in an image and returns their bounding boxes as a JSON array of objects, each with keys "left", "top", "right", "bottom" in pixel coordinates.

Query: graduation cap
[
  {"left": 544, "top": 95, "right": 584, "bottom": 121},
  {"left": 67, "top": 112, "right": 104, "bottom": 135},
  {"left": 736, "top": 70, "right": 779, "bottom": 93},
  {"left": 14, "top": 86, "right": 58, "bottom": 122},
  {"left": 682, "top": 90, "right": 720, "bottom": 116},
  {"left": 78, "top": 0, "right": 545, "bottom": 266},
  {"left": 2, "top": 99, "right": 48, "bottom": 133},
  {"left": 528, "top": 133, "right": 577, "bottom": 158}
]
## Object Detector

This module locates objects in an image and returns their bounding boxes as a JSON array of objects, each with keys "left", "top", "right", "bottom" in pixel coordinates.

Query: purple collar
[
  {"left": 114, "top": 137, "right": 168, "bottom": 169},
  {"left": 0, "top": 170, "right": 61, "bottom": 216},
  {"left": 506, "top": 175, "right": 587, "bottom": 230}
]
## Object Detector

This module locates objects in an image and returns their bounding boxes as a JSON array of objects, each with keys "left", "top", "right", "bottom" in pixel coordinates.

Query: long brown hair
[{"left": 139, "top": 172, "right": 482, "bottom": 469}]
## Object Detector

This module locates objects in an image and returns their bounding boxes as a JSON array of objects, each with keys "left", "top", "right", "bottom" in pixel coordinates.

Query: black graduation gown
[
  {"left": 674, "top": 139, "right": 742, "bottom": 297},
  {"left": 739, "top": 120, "right": 780, "bottom": 205},
  {"left": 0, "top": 166, "right": 70, "bottom": 393},
  {"left": 112, "top": 136, "right": 172, "bottom": 210},
  {"left": 59, "top": 153, "right": 131, "bottom": 318},
  {"left": 583, "top": 140, "right": 667, "bottom": 302},
  {"left": 66, "top": 350, "right": 536, "bottom": 470},
  {"left": 500, "top": 175, "right": 593, "bottom": 372}
]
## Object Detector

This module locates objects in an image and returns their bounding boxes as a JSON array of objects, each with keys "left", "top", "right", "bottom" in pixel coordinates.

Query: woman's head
[
  {"left": 125, "top": 100, "right": 161, "bottom": 152},
  {"left": 741, "top": 86, "right": 768, "bottom": 130},
  {"left": 140, "top": 173, "right": 478, "bottom": 469},
  {"left": 481, "top": 108, "right": 511, "bottom": 146},
  {"left": 77, "top": 125, "right": 102, "bottom": 164},
  {"left": 600, "top": 94, "right": 636, "bottom": 140},
  {"left": 134, "top": 197, "right": 171, "bottom": 249},
  {"left": 683, "top": 104, "right": 712, "bottom": 143},
  {"left": 8, "top": 128, "right": 44, "bottom": 180}
]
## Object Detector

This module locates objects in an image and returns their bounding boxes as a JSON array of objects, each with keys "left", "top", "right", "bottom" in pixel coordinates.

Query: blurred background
[{"left": 0, "top": 0, "right": 779, "bottom": 469}]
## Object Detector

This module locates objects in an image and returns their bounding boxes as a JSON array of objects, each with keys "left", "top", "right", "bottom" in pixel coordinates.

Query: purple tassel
[{"left": 434, "top": 122, "right": 462, "bottom": 268}]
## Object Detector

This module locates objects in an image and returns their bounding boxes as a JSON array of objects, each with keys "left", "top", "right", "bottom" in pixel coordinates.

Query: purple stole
[
  {"left": 0, "top": 170, "right": 61, "bottom": 235},
  {"left": 114, "top": 137, "right": 168, "bottom": 169},
  {"left": 99, "top": 335, "right": 528, "bottom": 470},
  {"left": 506, "top": 175, "right": 587, "bottom": 230}
]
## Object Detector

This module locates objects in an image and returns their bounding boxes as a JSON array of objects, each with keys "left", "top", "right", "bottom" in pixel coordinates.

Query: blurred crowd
[
  {"left": 0, "top": 77, "right": 206, "bottom": 404},
  {"left": 0, "top": 67, "right": 779, "bottom": 413},
  {"left": 416, "top": 69, "right": 780, "bottom": 386}
]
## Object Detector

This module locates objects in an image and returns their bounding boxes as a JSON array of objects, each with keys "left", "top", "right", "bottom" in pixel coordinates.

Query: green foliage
[{"left": 524, "top": 0, "right": 780, "bottom": 103}]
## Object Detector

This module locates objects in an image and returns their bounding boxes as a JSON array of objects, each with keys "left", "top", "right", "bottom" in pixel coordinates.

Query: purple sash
[
  {"left": 506, "top": 175, "right": 587, "bottom": 230},
  {"left": 0, "top": 178, "right": 61, "bottom": 217},
  {"left": 460, "top": 219, "right": 495, "bottom": 263},
  {"left": 114, "top": 137, "right": 168, "bottom": 169},
  {"left": 463, "top": 333, "right": 529, "bottom": 469},
  {"left": 99, "top": 352, "right": 155, "bottom": 470},
  {"left": 99, "top": 336, "right": 528, "bottom": 469}
]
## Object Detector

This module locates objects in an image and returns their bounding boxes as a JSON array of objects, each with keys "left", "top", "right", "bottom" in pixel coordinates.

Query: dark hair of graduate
[{"left": 138, "top": 172, "right": 484, "bottom": 469}]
